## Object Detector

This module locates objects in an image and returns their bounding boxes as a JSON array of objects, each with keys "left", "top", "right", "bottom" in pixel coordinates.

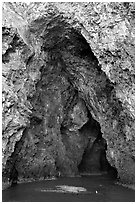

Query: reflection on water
[
  {"left": 39, "top": 185, "right": 87, "bottom": 194},
  {"left": 2, "top": 175, "right": 135, "bottom": 202}
]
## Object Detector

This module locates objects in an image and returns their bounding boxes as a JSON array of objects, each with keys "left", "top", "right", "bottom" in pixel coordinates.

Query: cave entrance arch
[{"left": 3, "top": 13, "right": 118, "bottom": 183}]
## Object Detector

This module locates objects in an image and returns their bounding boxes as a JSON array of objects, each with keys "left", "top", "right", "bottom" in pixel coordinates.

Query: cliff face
[{"left": 2, "top": 2, "right": 135, "bottom": 184}]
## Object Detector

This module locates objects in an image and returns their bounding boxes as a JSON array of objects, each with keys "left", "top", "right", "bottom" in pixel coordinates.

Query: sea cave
[{"left": 2, "top": 2, "right": 135, "bottom": 202}]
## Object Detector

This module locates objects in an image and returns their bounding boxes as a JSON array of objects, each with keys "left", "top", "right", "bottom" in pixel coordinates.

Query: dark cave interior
[
  {"left": 2, "top": 15, "right": 118, "bottom": 184},
  {"left": 78, "top": 111, "right": 117, "bottom": 178}
]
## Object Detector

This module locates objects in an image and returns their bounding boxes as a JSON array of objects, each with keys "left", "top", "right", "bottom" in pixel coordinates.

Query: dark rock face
[
  {"left": 2, "top": 2, "right": 135, "bottom": 185},
  {"left": 9, "top": 166, "right": 18, "bottom": 185}
]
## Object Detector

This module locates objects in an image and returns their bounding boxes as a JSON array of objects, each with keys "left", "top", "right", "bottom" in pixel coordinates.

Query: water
[{"left": 2, "top": 175, "right": 135, "bottom": 202}]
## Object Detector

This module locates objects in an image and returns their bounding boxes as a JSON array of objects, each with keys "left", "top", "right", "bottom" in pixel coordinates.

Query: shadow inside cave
[{"left": 78, "top": 112, "right": 118, "bottom": 180}]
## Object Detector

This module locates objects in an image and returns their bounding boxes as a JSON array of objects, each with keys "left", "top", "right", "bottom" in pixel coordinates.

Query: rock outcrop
[{"left": 2, "top": 2, "right": 135, "bottom": 184}]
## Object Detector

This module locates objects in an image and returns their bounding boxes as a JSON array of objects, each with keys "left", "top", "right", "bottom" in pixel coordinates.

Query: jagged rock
[{"left": 2, "top": 2, "right": 135, "bottom": 184}]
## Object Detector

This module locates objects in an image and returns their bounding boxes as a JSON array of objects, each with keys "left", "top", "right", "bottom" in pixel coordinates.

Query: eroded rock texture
[{"left": 2, "top": 2, "right": 135, "bottom": 184}]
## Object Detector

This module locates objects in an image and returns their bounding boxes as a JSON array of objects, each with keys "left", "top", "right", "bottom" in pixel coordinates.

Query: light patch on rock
[{"left": 110, "top": 149, "right": 114, "bottom": 159}]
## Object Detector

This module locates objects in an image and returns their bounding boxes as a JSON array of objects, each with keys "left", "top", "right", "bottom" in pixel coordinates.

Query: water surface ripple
[{"left": 2, "top": 175, "right": 135, "bottom": 202}]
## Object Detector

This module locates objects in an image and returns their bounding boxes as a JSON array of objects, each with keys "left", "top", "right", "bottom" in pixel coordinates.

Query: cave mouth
[{"left": 3, "top": 14, "right": 118, "bottom": 184}]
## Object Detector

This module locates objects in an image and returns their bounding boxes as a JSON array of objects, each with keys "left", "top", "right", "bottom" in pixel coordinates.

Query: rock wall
[{"left": 2, "top": 2, "right": 135, "bottom": 184}]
